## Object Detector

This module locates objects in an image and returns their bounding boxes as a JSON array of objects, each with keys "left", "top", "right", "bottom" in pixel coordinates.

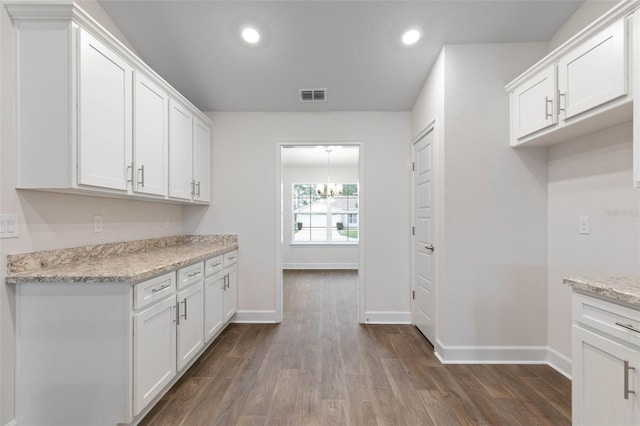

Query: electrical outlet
[
  {"left": 93, "top": 215, "right": 103, "bottom": 233},
  {"left": 0, "top": 214, "right": 19, "bottom": 238},
  {"left": 579, "top": 216, "right": 590, "bottom": 235}
]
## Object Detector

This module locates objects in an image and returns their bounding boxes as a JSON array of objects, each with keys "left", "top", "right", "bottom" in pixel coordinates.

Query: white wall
[
  {"left": 184, "top": 112, "right": 411, "bottom": 322},
  {"left": 411, "top": 42, "right": 550, "bottom": 361},
  {"left": 0, "top": 3, "right": 186, "bottom": 424},
  {"left": 282, "top": 166, "right": 359, "bottom": 269},
  {"left": 547, "top": 0, "right": 619, "bottom": 52}
]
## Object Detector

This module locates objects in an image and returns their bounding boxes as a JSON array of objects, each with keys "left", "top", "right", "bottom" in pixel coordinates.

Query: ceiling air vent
[{"left": 299, "top": 88, "right": 327, "bottom": 102}]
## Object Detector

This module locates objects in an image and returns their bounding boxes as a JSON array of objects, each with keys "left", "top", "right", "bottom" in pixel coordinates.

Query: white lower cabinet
[
  {"left": 572, "top": 292, "right": 640, "bottom": 425},
  {"left": 176, "top": 279, "right": 204, "bottom": 371},
  {"left": 15, "top": 249, "right": 237, "bottom": 426},
  {"left": 133, "top": 296, "right": 176, "bottom": 416},
  {"left": 223, "top": 263, "right": 238, "bottom": 323}
]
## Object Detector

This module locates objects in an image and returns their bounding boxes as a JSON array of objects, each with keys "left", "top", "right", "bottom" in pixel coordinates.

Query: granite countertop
[
  {"left": 5, "top": 235, "right": 238, "bottom": 285},
  {"left": 564, "top": 277, "right": 640, "bottom": 308}
]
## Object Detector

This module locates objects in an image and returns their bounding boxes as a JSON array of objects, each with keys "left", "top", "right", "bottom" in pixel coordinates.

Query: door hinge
[
  {"left": 412, "top": 162, "right": 415, "bottom": 172},
  {"left": 412, "top": 226, "right": 415, "bottom": 236},
  {"left": 412, "top": 290, "right": 415, "bottom": 300}
]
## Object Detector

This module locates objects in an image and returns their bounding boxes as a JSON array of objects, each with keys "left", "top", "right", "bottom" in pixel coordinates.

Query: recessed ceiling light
[
  {"left": 242, "top": 27, "right": 260, "bottom": 44},
  {"left": 402, "top": 29, "right": 421, "bottom": 45}
]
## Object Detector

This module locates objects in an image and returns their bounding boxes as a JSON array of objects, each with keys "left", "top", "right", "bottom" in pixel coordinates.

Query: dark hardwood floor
[{"left": 140, "top": 270, "right": 571, "bottom": 425}]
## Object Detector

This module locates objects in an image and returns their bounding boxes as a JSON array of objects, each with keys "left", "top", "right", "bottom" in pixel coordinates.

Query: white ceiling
[
  {"left": 281, "top": 145, "right": 359, "bottom": 167},
  {"left": 97, "top": 0, "right": 589, "bottom": 112}
]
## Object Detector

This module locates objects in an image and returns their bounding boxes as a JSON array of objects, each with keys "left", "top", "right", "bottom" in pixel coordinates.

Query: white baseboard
[
  {"left": 363, "top": 311, "right": 411, "bottom": 324},
  {"left": 4, "top": 420, "right": 17, "bottom": 426},
  {"left": 232, "top": 310, "right": 279, "bottom": 323},
  {"left": 437, "top": 343, "right": 549, "bottom": 364},
  {"left": 283, "top": 263, "right": 358, "bottom": 270},
  {"left": 547, "top": 346, "right": 572, "bottom": 379}
]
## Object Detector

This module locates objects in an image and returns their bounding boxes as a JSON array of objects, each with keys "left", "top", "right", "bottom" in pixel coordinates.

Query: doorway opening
[{"left": 275, "top": 143, "right": 365, "bottom": 323}]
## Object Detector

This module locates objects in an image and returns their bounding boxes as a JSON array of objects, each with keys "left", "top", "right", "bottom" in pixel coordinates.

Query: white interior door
[{"left": 413, "top": 129, "right": 436, "bottom": 344}]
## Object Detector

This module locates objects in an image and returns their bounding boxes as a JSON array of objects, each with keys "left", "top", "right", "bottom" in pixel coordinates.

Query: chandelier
[{"left": 316, "top": 148, "right": 342, "bottom": 197}]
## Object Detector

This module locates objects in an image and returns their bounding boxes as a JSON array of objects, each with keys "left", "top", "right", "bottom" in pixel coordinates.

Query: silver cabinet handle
[
  {"left": 222, "top": 275, "right": 227, "bottom": 291},
  {"left": 126, "top": 163, "right": 133, "bottom": 185},
  {"left": 625, "top": 360, "right": 636, "bottom": 399},
  {"left": 210, "top": 262, "right": 222, "bottom": 269},
  {"left": 181, "top": 299, "right": 187, "bottom": 320},
  {"left": 558, "top": 91, "right": 566, "bottom": 114},
  {"left": 191, "top": 180, "right": 195, "bottom": 196},
  {"left": 196, "top": 181, "right": 201, "bottom": 197},
  {"left": 545, "top": 96, "right": 553, "bottom": 119},
  {"left": 187, "top": 271, "right": 201, "bottom": 278},
  {"left": 615, "top": 322, "right": 640, "bottom": 334},
  {"left": 425, "top": 244, "right": 434, "bottom": 252},
  {"left": 175, "top": 303, "right": 180, "bottom": 325},
  {"left": 137, "top": 164, "right": 145, "bottom": 187},
  {"left": 151, "top": 284, "right": 170, "bottom": 293}
]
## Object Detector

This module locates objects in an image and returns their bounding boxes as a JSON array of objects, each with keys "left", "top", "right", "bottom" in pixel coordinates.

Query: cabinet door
[
  {"left": 133, "top": 72, "right": 168, "bottom": 196},
  {"left": 78, "top": 29, "right": 132, "bottom": 190},
  {"left": 223, "top": 264, "right": 238, "bottom": 323},
  {"left": 176, "top": 282, "right": 204, "bottom": 371},
  {"left": 133, "top": 296, "right": 176, "bottom": 416},
  {"left": 204, "top": 272, "right": 225, "bottom": 343},
  {"left": 558, "top": 19, "right": 627, "bottom": 120},
  {"left": 512, "top": 65, "right": 557, "bottom": 139},
  {"left": 168, "top": 99, "right": 194, "bottom": 200},
  {"left": 193, "top": 118, "right": 211, "bottom": 203},
  {"left": 573, "top": 325, "right": 640, "bottom": 426}
]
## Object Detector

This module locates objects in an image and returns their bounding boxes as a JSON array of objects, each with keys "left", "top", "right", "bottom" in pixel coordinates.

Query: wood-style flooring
[{"left": 140, "top": 269, "right": 571, "bottom": 425}]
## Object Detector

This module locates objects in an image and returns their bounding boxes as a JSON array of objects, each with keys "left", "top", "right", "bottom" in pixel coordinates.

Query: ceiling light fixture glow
[
  {"left": 242, "top": 27, "right": 260, "bottom": 44},
  {"left": 402, "top": 29, "right": 421, "bottom": 45}
]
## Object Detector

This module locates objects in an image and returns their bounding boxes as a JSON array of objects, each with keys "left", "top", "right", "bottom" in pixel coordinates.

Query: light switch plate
[
  {"left": 0, "top": 214, "right": 19, "bottom": 238},
  {"left": 93, "top": 215, "right": 103, "bottom": 233},
  {"left": 579, "top": 216, "right": 590, "bottom": 235}
]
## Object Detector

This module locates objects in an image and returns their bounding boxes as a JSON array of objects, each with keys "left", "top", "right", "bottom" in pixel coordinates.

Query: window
[{"left": 292, "top": 183, "right": 358, "bottom": 243}]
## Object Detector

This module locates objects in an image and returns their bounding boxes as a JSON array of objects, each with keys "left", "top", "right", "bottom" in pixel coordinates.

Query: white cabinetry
[
  {"left": 223, "top": 250, "right": 239, "bottom": 322},
  {"left": 572, "top": 292, "right": 640, "bottom": 425},
  {"left": 558, "top": 19, "right": 627, "bottom": 120},
  {"left": 508, "top": 17, "right": 631, "bottom": 148},
  {"left": 7, "top": 3, "right": 213, "bottom": 202},
  {"left": 133, "top": 72, "right": 168, "bottom": 197},
  {"left": 511, "top": 66, "right": 557, "bottom": 139},
  {"left": 78, "top": 28, "right": 132, "bottom": 191},
  {"left": 176, "top": 277, "right": 204, "bottom": 371},
  {"left": 168, "top": 102, "right": 212, "bottom": 203},
  {"left": 204, "top": 255, "right": 224, "bottom": 343}
]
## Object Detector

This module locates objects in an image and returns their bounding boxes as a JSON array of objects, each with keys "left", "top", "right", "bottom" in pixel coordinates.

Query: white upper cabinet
[
  {"left": 133, "top": 72, "right": 168, "bottom": 197},
  {"left": 169, "top": 99, "right": 194, "bottom": 201},
  {"left": 506, "top": 3, "right": 637, "bottom": 150},
  {"left": 7, "top": 3, "right": 213, "bottom": 203},
  {"left": 512, "top": 66, "right": 557, "bottom": 139},
  {"left": 78, "top": 29, "right": 133, "bottom": 191},
  {"left": 193, "top": 117, "right": 212, "bottom": 203},
  {"left": 558, "top": 18, "right": 627, "bottom": 120}
]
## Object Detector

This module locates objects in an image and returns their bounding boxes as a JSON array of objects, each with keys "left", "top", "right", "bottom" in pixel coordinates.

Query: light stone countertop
[
  {"left": 5, "top": 235, "right": 238, "bottom": 285},
  {"left": 564, "top": 277, "right": 640, "bottom": 308}
]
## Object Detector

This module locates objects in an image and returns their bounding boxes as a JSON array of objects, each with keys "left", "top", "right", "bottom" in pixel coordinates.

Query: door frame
[
  {"left": 274, "top": 141, "right": 366, "bottom": 323},
  {"left": 411, "top": 121, "right": 438, "bottom": 345}
]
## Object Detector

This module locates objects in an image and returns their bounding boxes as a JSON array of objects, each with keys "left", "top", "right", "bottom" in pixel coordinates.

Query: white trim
[
  {"left": 283, "top": 263, "right": 358, "bottom": 270},
  {"left": 363, "top": 311, "right": 411, "bottom": 324},
  {"left": 3, "top": 420, "right": 17, "bottom": 426},
  {"left": 276, "top": 141, "right": 365, "bottom": 324},
  {"left": 547, "top": 347, "right": 572, "bottom": 380},
  {"left": 436, "top": 343, "right": 549, "bottom": 364},
  {"left": 232, "top": 310, "right": 279, "bottom": 323}
]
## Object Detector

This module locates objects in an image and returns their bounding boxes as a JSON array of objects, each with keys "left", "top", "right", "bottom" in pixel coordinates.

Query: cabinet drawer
[
  {"left": 205, "top": 255, "right": 224, "bottom": 277},
  {"left": 134, "top": 272, "right": 176, "bottom": 310},
  {"left": 223, "top": 250, "right": 238, "bottom": 267},
  {"left": 573, "top": 292, "right": 640, "bottom": 347},
  {"left": 177, "top": 262, "right": 204, "bottom": 290}
]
